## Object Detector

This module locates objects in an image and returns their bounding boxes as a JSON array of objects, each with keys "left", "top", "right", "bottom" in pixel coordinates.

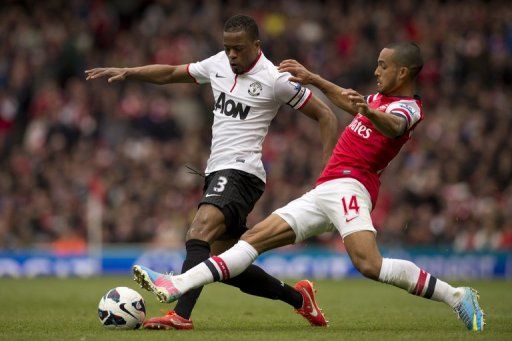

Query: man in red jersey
[{"left": 132, "top": 42, "right": 485, "bottom": 332}]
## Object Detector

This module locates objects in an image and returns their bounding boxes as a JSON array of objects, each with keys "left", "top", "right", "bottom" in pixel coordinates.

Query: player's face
[
  {"left": 374, "top": 48, "right": 402, "bottom": 95},
  {"left": 223, "top": 30, "right": 261, "bottom": 74}
]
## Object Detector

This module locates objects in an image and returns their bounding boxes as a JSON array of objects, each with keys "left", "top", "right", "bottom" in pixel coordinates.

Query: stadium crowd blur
[{"left": 0, "top": 0, "right": 511, "bottom": 253}]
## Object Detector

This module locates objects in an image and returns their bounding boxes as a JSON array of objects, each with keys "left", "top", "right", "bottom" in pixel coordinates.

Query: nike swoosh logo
[
  {"left": 119, "top": 303, "right": 137, "bottom": 319},
  {"left": 215, "top": 73, "right": 225, "bottom": 78},
  {"left": 167, "top": 319, "right": 191, "bottom": 327},
  {"left": 205, "top": 193, "right": 221, "bottom": 197},
  {"left": 345, "top": 216, "right": 357, "bottom": 223},
  {"left": 302, "top": 290, "right": 319, "bottom": 317}
]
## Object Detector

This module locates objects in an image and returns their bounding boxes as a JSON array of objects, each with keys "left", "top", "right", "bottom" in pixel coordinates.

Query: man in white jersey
[
  {"left": 132, "top": 42, "right": 485, "bottom": 332},
  {"left": 86, "top": 15, "right": 337, "bottom": 329}
]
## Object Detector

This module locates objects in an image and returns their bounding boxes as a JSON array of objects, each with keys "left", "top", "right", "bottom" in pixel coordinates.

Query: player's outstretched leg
[{"left": 134, "top": 239, "right": 330, "bottom": 327}]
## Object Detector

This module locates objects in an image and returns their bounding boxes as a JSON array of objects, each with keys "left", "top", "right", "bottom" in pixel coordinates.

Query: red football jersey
[{"left": 316, "top": 93, "right": 424, "bottom": 209}]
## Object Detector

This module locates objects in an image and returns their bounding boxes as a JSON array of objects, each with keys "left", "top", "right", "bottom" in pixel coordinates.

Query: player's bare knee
[
  {"left": 240, "top": 225, "right": 259, "bottom": 242},
  {"left": 186, "top": 206, "right": 226, "bottom": 242},
  {"left": 353, "top": 256, "right": 381, "bottom": 280},
  {"left": 191, "top": 209, "right": 213, "bottom": 228},
  {"left": 185, "top": 226, "right": 206, "bottom": 241},
  {"left": 239, "top": 222, "right": 269, "bottom": 251},
  {"left": 186, "top": 222, "right": 221, "bottom": 242}
]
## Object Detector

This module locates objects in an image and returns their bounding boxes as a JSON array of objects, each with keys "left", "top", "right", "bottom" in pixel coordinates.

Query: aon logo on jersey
[
  {"left": 349, "top": 118, "right": 372, "bottom": 139},
  {"left": 215, "top": 92, "right": 251, "bottom": 120}
]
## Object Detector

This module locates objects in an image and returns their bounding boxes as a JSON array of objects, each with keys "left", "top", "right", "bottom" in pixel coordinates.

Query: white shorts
[{"left": 273, "top": 178, "right": 376, "bottom": 243}]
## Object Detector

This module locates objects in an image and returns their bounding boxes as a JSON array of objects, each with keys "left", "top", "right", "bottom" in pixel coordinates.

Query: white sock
[
  {"left": 172, "top": 240, "right": 259, "bottom": 293},
  {"left": 172, "top": 262, "right": 213, "bottom": 293},
  {"left": 378, "top": 258, "right": 463, "bottom": 307}
]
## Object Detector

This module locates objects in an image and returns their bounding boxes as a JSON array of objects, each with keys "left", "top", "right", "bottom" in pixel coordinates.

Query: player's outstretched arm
[
  {"left": 85, "top": 64, "right": 194, "bottom": 84},
  {"left": 298, "top": 95, "right": 338, "bottom": 165},
  {"left": 343, "top": 89, "right": 406, "bottom": 138},
  {"left": 278, "top": 59, "right": 356, "bottom": 116}
]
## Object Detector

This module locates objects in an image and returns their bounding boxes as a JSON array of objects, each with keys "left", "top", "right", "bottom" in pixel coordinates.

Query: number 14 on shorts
[{"left": 341, "top": 195, "right": 360, "bottom": 222}]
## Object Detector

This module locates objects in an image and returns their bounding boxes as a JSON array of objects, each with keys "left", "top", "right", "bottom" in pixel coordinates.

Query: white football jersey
[{"left": 188, "top": 51, "right": 312, "bottom": 182}]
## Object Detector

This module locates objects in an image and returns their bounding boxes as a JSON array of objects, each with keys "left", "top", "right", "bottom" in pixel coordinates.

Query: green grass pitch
[{"left": 0, "top": 277, "right": 510, "bottom": 340}]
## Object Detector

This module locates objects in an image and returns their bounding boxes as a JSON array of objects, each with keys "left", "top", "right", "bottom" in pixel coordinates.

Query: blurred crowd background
[{"left": 0, "top": 0, "right": 511, "bottom": 253}]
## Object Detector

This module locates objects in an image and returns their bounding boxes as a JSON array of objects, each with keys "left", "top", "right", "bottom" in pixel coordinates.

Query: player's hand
[
  {"left": 342, "top": 89, "right": 369, "bottom": 115},
  {"left": 278, "top": 59, "right": 315, "bottom": 85},
  {"left": 85, "top": 67, "right": 128, "bottom": 82}
]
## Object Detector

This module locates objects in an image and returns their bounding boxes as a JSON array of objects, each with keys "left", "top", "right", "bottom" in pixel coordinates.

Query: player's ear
[
  {"left": 398, "top": 66, "right": 410, "bottom": 81},
  {"left": 254, "top": 39, "right": 261, "bottom": 49}
]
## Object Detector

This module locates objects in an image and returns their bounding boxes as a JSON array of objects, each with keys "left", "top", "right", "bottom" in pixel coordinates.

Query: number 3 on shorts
[
  {"left": 213, "top": 176, "right": 228, "bottom": 192},
  {"left": 341, "top": 195, "right": 360, "bottom": 216}
]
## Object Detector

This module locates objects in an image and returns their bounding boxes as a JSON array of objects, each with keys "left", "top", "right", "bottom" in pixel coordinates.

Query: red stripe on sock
[
  {"left": 211, "top": 256, "right": 230, "bottom": 280},
  {"left": 413, "top": 269, "right": 428, "bottom": 296}
]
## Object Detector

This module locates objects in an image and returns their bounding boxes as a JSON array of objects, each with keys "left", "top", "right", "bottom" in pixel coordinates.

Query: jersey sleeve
[
  {"left": 273, "top": 72, "right": 312, "bottom": 110},
  {"left": 187, "top": 53, "right": 222, "bottom": 84},
  {"left": 386, "top": 100, "right": 422, "bottom": 130}
]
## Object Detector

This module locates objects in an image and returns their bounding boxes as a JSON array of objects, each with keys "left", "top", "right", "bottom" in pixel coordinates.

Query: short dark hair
[
  {"left": 386, "top": 42, "right": 423, "bottom": 79},
  {"left": 224, "top": 14, "right": 259, "bottom": 41}
]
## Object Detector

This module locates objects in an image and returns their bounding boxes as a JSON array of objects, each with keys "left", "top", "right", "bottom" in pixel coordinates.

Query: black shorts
[{"left": 199, "top": 169, "right": 265, "bottom": 238}]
